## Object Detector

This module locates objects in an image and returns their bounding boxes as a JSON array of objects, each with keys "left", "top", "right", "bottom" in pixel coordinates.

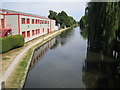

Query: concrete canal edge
[{"left": 19, "top": 27, "right": 72, "bottom": 88}]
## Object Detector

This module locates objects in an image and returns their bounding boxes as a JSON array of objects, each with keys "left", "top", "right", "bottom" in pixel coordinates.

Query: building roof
[{"left": 2, "top": 9, "right": 48, "bottom": 19}]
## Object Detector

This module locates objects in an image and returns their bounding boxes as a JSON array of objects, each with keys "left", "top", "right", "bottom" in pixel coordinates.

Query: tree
[
  {"left": 84, "top": 2, "right": 120, "bottom": 54},
  {"left": 79, "top": 15, "right": 87, "bottom": 29},
  {"left": 48, "top": 10, "right": 77, "bottom": 28},
  {"left": 48, "top": 10, "right": 58, "bottom": 25}
]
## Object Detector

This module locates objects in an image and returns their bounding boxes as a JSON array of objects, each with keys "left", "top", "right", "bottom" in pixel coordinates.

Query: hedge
[{"left": 0, "top": 35, "right": 24, "bottom": 54}]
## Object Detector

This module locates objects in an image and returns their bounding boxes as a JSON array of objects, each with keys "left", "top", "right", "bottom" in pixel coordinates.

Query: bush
[{"left": 0, "top": 35, "right": 24, "bottom": 54}]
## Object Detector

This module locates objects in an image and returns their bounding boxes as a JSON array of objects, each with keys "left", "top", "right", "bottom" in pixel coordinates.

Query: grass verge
[{"left": 6, "top": 48, "right": 33, "bottom": 88}]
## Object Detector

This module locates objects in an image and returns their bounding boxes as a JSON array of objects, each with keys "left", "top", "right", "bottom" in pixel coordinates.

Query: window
[
  {"left": 36, "top": 29, "right": 37, "bottom": 35},
  {"left": 27, "top": 18, "right": 30, "bottom": 24},
  {"left": 32, "top": 30, "right": 34, "bottom": 36},
  {"left": 41, "top": 20, "right": 43, "bottom": 24},
  {"left": 1, "top": 19, "right": 4, "bottom": 28},
  {"left": 40, "top": 20, "right": 42, "bottom": 24},
  {"left": 37, "top": 20, "right": 39, "bottom": 24},
  {"left": 21, "top": 18, "right": 25, "bottom": 24},
  {"left": 38, "top": 29, "right": 40, "bottom": 34},
  {"left": 37, "top": 29, "right": 38, "bottom": 34},
  {"left": 32, "top": 19, "right": 34, "bottom": 24},
  {"left": 45, "top": 21, "right": 47, "bottom": 24},
  {"left": 48, "top": 21, "right": 49, "bottom": 24},
  {"left": 38, "top": 20, "right": 40, "bottom": 24},
  {"left": 36, "top": 19, "right": 37, "bottom": 24},
  {"left": 42, "top": 20, "right": 44, "bottom": 24},
  {"left": 22, "top": 31, "right": 26, "bottom": 38},
  {"left": 27, "top": 31, "right": 30, "bottom": 37},
  {"left": 47, "top": 29, "right": 49, "bottom": 33}
]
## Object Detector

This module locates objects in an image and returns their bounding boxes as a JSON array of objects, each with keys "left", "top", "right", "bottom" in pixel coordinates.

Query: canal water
[{"left": 24, "top": 27, "right": 120, "bottom": 88}]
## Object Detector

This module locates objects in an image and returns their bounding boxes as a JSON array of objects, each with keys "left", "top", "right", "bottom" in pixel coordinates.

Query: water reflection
[
  {"left": 80, "top": 27, "right": 120, "bottom": 88},
  {"left": 29, "top": 38, "right": 56, "bottom": 70},
  {"left": 82, "top": 48, "right": 120, "bottom": 88},
  {"left": 29, "top": 29, "right": 75, "bottom": 70},
  {"left": 80, "top": 28, "right": 87, "bottom": 40},
  {"left": 24, "top": 27, "right": 120, "bottom": 88},
  {"left": 59, "top": 29, "right": 74, "bottom": 46},
  {"left": 24, "top": 27, "right": 87, "bottom": 88}
]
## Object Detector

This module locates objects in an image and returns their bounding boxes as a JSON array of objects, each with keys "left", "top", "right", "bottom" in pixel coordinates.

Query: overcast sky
[{"left": 1, "top": 0, "right": 90, "bottom": 21}]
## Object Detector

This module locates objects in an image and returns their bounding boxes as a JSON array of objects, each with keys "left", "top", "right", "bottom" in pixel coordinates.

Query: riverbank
[{"left": 0, "top": 26, "right": 73, "bottom": 88}]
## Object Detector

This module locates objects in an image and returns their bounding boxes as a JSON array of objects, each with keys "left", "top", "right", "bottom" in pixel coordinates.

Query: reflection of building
[
  {"left": 0, "top": 9, "right": 57, "bottom": 42},
  {"left": 29, "top": 38, "right": 56, "bottom": 70}
]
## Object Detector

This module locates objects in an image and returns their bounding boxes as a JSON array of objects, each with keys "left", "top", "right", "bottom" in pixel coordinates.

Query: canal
[{"left": 24, "top": 27, "right": 120, "bottom": 88}]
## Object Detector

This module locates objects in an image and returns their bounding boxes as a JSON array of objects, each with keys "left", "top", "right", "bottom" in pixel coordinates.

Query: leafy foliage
[
  {"left": 81, "top": 2, "right": 120, "bottom": 54},
  {"left": 0, "top": 35, "right": 24, "bottom": 53},
  {"left": 48, "top": 10, "right": 77, "bottom": 28},
  {"left": 79, "top": 15, "right": 87, "bottom": 29}
]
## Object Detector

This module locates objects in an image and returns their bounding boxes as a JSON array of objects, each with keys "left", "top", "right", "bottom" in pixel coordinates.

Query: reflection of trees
[
  {"left": 49, "top": 28, "right": 75, "bottom": 49},
  {"left": 80, "top": 28, "right": 87, "bottom": 40},
  {"left": 82, "top": 49, "right": 120, "bottom": 88},
  {"left": 59, "top": 29, "right": 74, "bottom": 46},
  {"left": 50, "top": 29, "right": 75, "bottom": 49},
  {"left": 80, "top": 2, "right": 120, "bottom": 83}
]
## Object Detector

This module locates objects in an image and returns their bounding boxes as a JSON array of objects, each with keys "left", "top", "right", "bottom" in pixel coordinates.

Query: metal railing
[
  {"left": 0, "top": 30, "right": 7, "bottom": 37},
  {"left": 0, "top": 24, "right": 12, "bottom": 37}
]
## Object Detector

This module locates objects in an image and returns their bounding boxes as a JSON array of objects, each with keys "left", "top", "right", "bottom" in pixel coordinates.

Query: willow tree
[{"left": 86, "top": 2, "right": 120, "bottom": 54}]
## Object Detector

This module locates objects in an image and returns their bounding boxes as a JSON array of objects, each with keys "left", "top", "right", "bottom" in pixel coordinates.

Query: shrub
[{"left": 0, "top": 35, "right": 24, "bottom": 54}]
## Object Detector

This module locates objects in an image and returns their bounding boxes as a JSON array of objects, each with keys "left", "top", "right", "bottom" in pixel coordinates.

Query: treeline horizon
[{"left": 48, "top": 10, "right": 77, "bottom": 28}]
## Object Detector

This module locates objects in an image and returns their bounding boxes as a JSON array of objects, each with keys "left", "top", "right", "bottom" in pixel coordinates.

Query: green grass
[
  {"left": 2, "top": 57, "right": 9, "bottom": 60},
  {"left": 17, "top": 48, "right": 33, "bottom": 87},
  {"left": 6, "top": 48, "right": 33, "bottom": 88}
]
